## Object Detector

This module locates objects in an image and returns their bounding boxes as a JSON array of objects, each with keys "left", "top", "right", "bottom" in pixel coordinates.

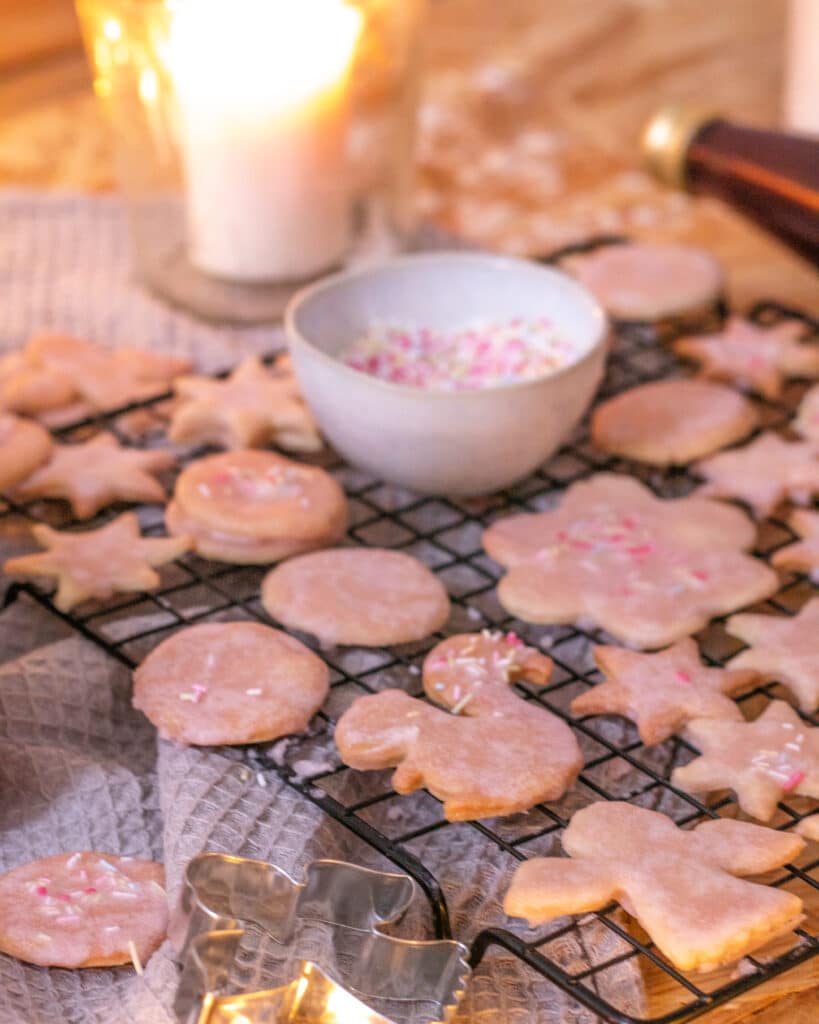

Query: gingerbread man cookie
[
  {"left": 695, "top": 432, "right": 819, "bottom": 519},
  {"left": 772, "top": 509, "right": 819, "bottom": 578},
  {"left": 504, "top": 801, "right": 804, "bottom": 973},
  {"left": 591, "top": 378, "right": 758, "bottom": 466},
  {"left": 794, "top": 384, "right": 819, "bottom": 445},
  {"left": 482, "top": 474, "right": 777, "bottom": 649},
  {"left": 570, "top": 639, "right": 757, "bottom": 745},
  {"left": 674, "top": 316, "right": 819, "bottom": 400},
  {"left": 335, "top": 686, "right": 581, "bottom": 821},
  {"left": 3, "top": 512, "right": 190, "bottom": 611},
  {"left": 726, "top": 600, "right": 819, "bottom": 713},
  {"left": 0, "top": 852, "right": 167, "bottom": 968},
  {"left": 0, "top": 413, "right": 52, "bottom": 491},
  {"left": 562, "top": 242, "right": 723, "bottom": 321},
  {"left": 12, "top": 432, "right": 175, "bottom": 519},
  {"left": 133, "top": 622, "right": 329, "bottom": 746},
  {"left": 169, "top": 354, "right": 322, "bottom": 453},
  {"left": 673, "top": 701, "right": 819, "bottom": 821}
]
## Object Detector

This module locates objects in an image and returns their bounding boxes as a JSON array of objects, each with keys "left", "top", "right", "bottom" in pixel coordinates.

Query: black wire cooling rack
[{"left": 2, "top": 238, "right": 818, "bottom": 1024}]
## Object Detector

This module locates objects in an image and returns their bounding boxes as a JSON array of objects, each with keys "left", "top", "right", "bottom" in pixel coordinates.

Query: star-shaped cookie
[
  {"left": 570, "top": 638, "right": 757, "bottom": 745},
  {"left": 673, "top": 701, "right": 819, "bottom": 821},
  {"left": 482, "top": 474, "right": 778, "bottom": 650},
  {"left": 168, "top": 355, "right": 322, "bottom": 453},
  {"left": 695, "top": 432, "right": 819, "bottom": 518},
  {"left": 674, "top": 316, "right": 819, "bottom": 400},
  {"left": 726, "top": 600, "right": 819, "bottom": 713},
  {"left": 795, "top": 384, "right": 819, "bottom": 445},
  {"left": 11, "top": 432, "right": 175, "bottom": 519},
  {"left": 3, "top": 512, "right": 190, "bottom": 611},
  {"left": 772, "top": 509, "right": 819, "bottom": 578}
]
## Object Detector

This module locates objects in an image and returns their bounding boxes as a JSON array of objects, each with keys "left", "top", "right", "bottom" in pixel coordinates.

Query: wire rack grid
[{"left": 1, "top": 240, "right": 818, "bottom": 1024}]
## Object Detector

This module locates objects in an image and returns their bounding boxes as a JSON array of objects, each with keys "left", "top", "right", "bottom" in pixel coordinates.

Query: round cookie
[
  {"left": 0, "top": 413, "right": 53, "bottom": 491},
  {"left": 133, "top": 621, "right": 329, "bottom": 745},
  {"left": 166, "top": 450, "right": 347, "bottom": 564},
  {"left": 0, "top": 851, "right": 167, "bottom": 968},
  {"left": 563, "top": 242, "right": 723, "bottom": 321},
  {"left": 261, "top": 548, "right": 451, "bottom": 647},
  {"left": 591, "top": 378, "right": 759, "bottom": 465}
]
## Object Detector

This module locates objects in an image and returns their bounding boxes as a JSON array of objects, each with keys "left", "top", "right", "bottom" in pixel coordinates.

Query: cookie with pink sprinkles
[{"left": 0, "top": 851, "right": 167, "bottom": 968}]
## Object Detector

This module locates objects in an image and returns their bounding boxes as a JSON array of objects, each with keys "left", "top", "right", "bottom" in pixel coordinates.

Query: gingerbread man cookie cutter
[{"left": 171, "top": 852, "right": 470, "bottom": 1024}]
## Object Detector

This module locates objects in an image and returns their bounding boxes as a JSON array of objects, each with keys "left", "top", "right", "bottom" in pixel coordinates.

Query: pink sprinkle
[
  {"left": 84, "top": 887, "right": 97, "bottom": 895},
  {"left": 627, "top": 544, "right": 653, "bottom": 557},
  {"left": 56, "top": 893, "right": 72, "bottom": 903},
  {"left": 505, "top": 631, "right": 524, "bottom": 647},
  {"left": 191, "top": 684, "right": 208, "bottom": 698},
  {"left": 783, "top": 770, "right": 805, "bottom": 792},
  {"left": 572, "top": 539, "right": 593, "bottom": 551},
  {"left": 36, "top": 886, "right": 48, "bottom": 897},
  {"left": 675, "top": 670, "right": 692, "bottom": 684},
  {"left": 621, "top": 517, "right": 637, "bottom": 530},
  {"left": 213, "top": 471, "right": 233, "bottom": 484}
]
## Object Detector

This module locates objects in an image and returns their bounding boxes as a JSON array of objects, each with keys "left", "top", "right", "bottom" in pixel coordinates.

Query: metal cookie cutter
[{"left": 171, "top": 853, "right": 470, "bottom": 1024}]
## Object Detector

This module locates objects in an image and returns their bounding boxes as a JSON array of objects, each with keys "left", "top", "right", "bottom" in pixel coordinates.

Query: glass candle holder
[{"left": 75, "top": 0, "right": 426, "bottom": 323}]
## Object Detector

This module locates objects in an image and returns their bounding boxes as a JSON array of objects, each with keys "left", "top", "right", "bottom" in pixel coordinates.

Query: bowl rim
[{"left": 284, "top": 250, "right": 610, "bottom": 401}]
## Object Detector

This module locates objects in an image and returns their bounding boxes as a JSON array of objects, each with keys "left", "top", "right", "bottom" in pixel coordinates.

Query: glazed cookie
[
  {"left": 12, "top": 432, "right": 175, "bottom": 519},
  {"left": 795, "top": 384, "right": 819, "bottom": 444},
  {"left": 483, "top": 474, "right": 777, "bottom": 649},
  {"left": 133, "top": 622, "right": 329, "bottom": 745},
  {"left": 334, "top": 688, "right": 582, "bottom": 820},
  {"left": 423, "top": 629, "right": 553, "bottom": 715},
  {"left": 726, "top": 600, "right": 819, "bottom": 713},
  {"left": 166, "top": 450, "right": 347, "bottom": 564},
  {"left": 3, "top": 512, "right": 190, "bottom": 612},
  {"left": 0, "top": 413, "right": 52, "bottom": 491},
  {"left": 562, "top": 242, "right": 723, "bottom": 321},
  {"left": 169, "top": 355, "right": 322, "bottom": 453},
  {"left": 591, "top": 379, "right": 758, "bottom": 465},
  {"left": 695, "top": 432, "right": 819, "bottom": 519},
  {"left": 570, "top": 639, "right": 757, "bottom": 745},
  {"left": 674, "top": 317, "right": 819, "bottom": 400},
  {"left": 504, "top": 801, "right": 805, "bottom": 973},
  {"left": 261, "top": 548, "right": 450, "bottom": 647},
  {"left": 0, "top": 851, "right": 167, "bottom": 968},
  {"left": 673, "top": 701, "right": 819, "bottom": 821},
  {"left": 772, "top": 509, "right": 819, "bottom": 578}
]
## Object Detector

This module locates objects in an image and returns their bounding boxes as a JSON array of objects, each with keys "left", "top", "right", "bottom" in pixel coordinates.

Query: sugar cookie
[
  {"left": 504, "top": 801, "right": 804, "bottom": 973},
  {"left": 795, "top": 384, "right": 819, "bottom": 444},
  {"left": 0, "top": 413, "right": 53, "bottom": 491},
  {"left": 772, "top": 509, "right": 819, "bottom": 578},
  {"left": 262, "top": 548, "right": 450, "bottom": 647}
]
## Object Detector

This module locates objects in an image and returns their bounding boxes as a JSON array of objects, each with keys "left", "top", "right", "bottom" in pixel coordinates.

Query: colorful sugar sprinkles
[{"left": 341, "top": 318, "right": 580, "bottom": 389}]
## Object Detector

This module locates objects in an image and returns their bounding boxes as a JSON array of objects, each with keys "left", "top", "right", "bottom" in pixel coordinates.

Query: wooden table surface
[{"left": 0, "top": 1, "right": 817, "bottom": 1022}]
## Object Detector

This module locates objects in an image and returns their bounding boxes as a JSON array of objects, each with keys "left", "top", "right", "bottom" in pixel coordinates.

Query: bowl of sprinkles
[{"left": 285, "top": 252, "right": 609, "bottom": 495}]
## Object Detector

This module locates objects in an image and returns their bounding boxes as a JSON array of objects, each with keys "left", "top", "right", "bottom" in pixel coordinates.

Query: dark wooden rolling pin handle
[{"left": 642, "top": 105, "right": 819, "bottom": 266}]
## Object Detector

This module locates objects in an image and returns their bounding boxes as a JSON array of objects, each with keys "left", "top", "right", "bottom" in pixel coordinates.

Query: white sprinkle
[
  {"left": 451, "top": 693, "right": 474, "bottom": 715},
  {"left": 256, "top": 772, "right": 268, "bottom": 788},
  {"left": 34, "top": 933, "right": 52, "bottom": 945},
  {"left": 128, "top": 940, "right": 144, "bottom": 975},
  {"left": 179, "top": 693, "right": 196, "bottom": 702},
  {"left": 111, "top": 891, "right": 139, "bottom": 900},
  {"left": 65, "top": 853, "right": 81, "bottom": 871},
  {"left": 147, "top": 881, "right": 165, "bottom": 897},
  {"left": 245, "top": 688, "right": 262, "bottom": 696},
  {"left": 104, "top": 925, "right": 121, "bottom": 934},
  {"left": 97, "top": 859, "right": 117, "bottom": 873}
]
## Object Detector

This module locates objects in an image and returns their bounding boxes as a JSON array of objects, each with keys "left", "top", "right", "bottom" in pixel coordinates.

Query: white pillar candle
[
  {"left": 169, "top": 0, "right": 363, "bottom": 283},
  {"left": 784, "top": 0, "right": 819, "bottom": 136}
]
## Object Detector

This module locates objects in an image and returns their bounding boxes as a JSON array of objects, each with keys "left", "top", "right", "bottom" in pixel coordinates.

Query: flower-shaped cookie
[
  {"left": 570, "top": 639, "right": 757, "bottom": 745},
  {"left": 3, "top": 512, "right": 190, "bottom": 611},
  {"left": 673, "top": 700, "right": 819, "bottom": 821},
  {"left": 482, "top": 474, "right": 777, "bottom": 649},
  {"left": 11, "top": 432, "right": 175, "bottom": 519},
  {"left": 674, "top": 316, "right": 819, "bottom": 399},
  {"left": 504, "top": 801, "right": 805, "bottom": 973},
  {"left": 726, "top": 600, "right": 819, "bottom": 713},
  {"left": 772, "top": 509, "right": 819, "bottom": 579},
  {"left": 695, "top": 432, "right": 819, "bottom": 518},
  {"left": 169, "top": 355, "right": 322, "bottom": 452}
]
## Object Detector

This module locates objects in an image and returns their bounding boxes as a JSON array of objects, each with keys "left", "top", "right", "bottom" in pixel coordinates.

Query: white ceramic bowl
[{"left": 285, "top": 252, "right": 609, "bottom": 496}]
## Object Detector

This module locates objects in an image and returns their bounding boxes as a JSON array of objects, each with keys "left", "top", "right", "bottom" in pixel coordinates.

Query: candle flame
[{"left": 168, "top": 0, "right": 363, "bottom": 117}]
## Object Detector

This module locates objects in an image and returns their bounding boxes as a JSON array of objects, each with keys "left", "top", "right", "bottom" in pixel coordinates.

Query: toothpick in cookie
[
  {"left": 11, "top": 432, "right": 175, "bottom": 519},
  {"left": 674, "top": 316, "right": 819, "bottom": 400},
  {"left": 673, "top": 700, "right": 819, "bottom": 821},
  {"left": 694, "top": 432, "right": 819, "bottom": 518},
  {"left": 504, "top": 801, "right": 805, "bottom": 973},
  {"left": 772, "top": 509, "right": 819, "bottom": 579},
  {"left": 726, "top": 600, "right": 819, "bottom": 713},
  {"left": 169, "top": 355, "right": 322, "bottom": 453},
  {"left": 570, "top": 638, "right": 757, "bottom": 745},
  {"left": 3, "top": 512, "right": 190, "bottom": 611}
]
